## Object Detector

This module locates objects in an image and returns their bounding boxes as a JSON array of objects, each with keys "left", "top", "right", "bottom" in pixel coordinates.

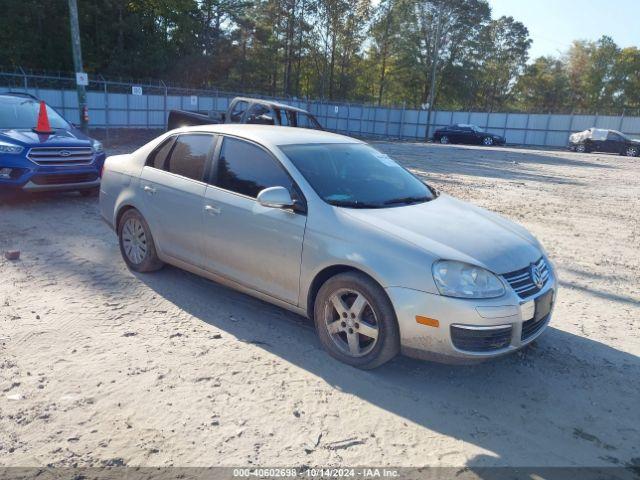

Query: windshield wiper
[
  {"left": 328, "top": 200, "right": 383, "bottom": 209},
  {"left": 383, "top": 196, "right": 431, "bottom": 206}
]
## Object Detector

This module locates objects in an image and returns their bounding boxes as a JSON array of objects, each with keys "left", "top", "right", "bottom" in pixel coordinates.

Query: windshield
[
  {"left": 0, "top": 96, "right": 70, "bottom": 130},
  {"left": 280, "top": 143, "right": 436, "bottom": 208}
]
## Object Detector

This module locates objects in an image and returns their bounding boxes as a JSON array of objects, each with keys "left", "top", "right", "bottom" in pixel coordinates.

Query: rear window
[{"left": 0, "top": 96, "right": 70, "bottom": 130}]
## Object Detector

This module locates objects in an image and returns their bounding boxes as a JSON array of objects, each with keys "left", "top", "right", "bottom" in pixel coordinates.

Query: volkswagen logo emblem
[
  {"left": 531, "top": 263, "right": 544, "bottom": 289},
  {"left": 59, "top": 150, "right": 71, "bottom": 157}
]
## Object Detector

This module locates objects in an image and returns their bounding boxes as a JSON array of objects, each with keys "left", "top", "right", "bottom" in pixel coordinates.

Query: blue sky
[{"left": 488, "top": 0, "right": 639, "bottom": 59}]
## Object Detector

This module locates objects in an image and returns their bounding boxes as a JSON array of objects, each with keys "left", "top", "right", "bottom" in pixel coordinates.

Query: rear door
[
  {"left": 201, "top": 136, "right": 307, "bottom": 305},
  {"left": 139, "top": 133, "right": 216, "bottom": 266},
  {"left": 603, "top": 131, "right": 624, "bottom": 153},
  {"left": 245, "top": 103, "right": 276, "bottom": 125}
]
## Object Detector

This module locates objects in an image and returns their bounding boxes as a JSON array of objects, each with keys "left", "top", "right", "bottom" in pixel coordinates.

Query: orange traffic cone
[{"left": 33, "top": 101, "right": 54, "bottom": 134}]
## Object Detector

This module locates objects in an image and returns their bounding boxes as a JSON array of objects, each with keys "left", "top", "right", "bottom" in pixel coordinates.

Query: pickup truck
[{"left": 167, "top": 96, "right": 323, "bottom": 131}]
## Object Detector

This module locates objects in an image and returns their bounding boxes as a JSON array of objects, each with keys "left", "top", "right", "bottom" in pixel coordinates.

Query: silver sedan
[{"left": 100, "top": 125, "right": 557, "bottom": 369}]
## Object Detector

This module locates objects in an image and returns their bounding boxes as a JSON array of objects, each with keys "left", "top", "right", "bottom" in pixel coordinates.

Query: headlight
[
  {"left": 432, "top": 260, "right": 505, "bottom": 299},
  {"left": 0, "top": 140, "right": 24, "bottom": 154},
  {"left": 91, "top": 139, "right": 104, "bottom": 153}
]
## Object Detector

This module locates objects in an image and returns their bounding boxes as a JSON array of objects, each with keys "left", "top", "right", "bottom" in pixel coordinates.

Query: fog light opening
[{"left": 0, "top": 167, "right": 13, "bottom": 179}]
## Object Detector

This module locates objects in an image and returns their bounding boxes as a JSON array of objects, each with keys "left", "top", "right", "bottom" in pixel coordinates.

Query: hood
[
  {"left": 0, "top": 127, "right": 93, "bottom": 148},
  {"left": 340, "top": 194, "right": 542, "bottom": 274}
]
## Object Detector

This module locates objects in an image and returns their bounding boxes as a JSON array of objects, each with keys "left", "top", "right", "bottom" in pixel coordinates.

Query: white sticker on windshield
[{"left": 373, "top": 152, "right": 400, "bottom": 167}]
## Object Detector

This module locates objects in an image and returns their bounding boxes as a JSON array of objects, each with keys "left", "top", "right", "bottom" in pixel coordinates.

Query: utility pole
[
  {"left": 68, "top": 0, "right": 88, "bottom": 133},
  {"left": 424, "top": 12, "right": 441, "bottom": 142}
]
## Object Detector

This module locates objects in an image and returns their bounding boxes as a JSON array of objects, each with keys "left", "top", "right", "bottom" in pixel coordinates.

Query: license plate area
[{"left": 534, "top": 289, "right": 554, "bottom": 321}]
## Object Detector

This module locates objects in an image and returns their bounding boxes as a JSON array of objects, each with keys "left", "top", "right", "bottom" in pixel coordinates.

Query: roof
[
  {"left": 0, "top": 92, "right": 39, "bottom": 101},
  {"left": 172, "top": 124, "right": 362, "bottom": 147},
  {"left": 232, "top": 97, "right": 311, "bottom": 114}
]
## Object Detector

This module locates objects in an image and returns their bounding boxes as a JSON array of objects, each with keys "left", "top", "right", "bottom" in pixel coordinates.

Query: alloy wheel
[
  {"left": 483, "top": 137, "right": 494, "bottom": 146},
  {"left": 323, "top": 288, "right": 379, "bottom": 357},
  {"left": 122, "top": 217, "right": 148, "bottom": 264},
  {"left": 440, "top": 136, "right": 449, "bottom": 144},
  {"left": 625, "top": 146, "right": 638, "bottom": 157},
  {"left": 576, "top": 144, "right": 586, "bottom": 153}
]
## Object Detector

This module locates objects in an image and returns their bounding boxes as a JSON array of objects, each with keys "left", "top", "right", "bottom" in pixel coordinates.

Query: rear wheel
[
  {"left": 624, "top": 145, "right": 638, "bottom": 157},
  {"left": 575, "top": 144, "right": 587, "bottom": 153},
  {"left": 439, "top": 136, "right": 450, "bottom": 144},
  {"left": 117, "top": 209, "right": 164, "bottom": 272},
  {"left": 314, "top": 272, "right": 400, "bottom": 369},
  {"left": 482, "top": 136, "right": 494, "bottom": 146}
]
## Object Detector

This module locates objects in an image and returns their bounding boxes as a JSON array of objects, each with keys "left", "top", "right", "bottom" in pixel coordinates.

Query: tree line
[{"left": 1, "top": 0, "right": 638, "bottom": 114}]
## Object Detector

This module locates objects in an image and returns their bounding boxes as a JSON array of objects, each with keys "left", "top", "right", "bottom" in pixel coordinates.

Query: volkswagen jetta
[{"left": 100, "top": 125, "right": 556, "bottom": 369}]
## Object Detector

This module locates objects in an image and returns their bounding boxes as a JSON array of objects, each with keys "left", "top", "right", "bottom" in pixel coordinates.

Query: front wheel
[
  {"left": 482, "top": 136, "right": 494, "bottom": 146},
  {"left": 575, "top": 144, "right": 587, "bottom": 153},
  {"left": 117, "top": 209, "right": 164, "bottom": 272},
  {"left": 439, "top": 136, "right": 450, "bottom": 144},
  {"left": 314, "top": 272, "right": 400, "bottom": 369},
  {"left": 624, "top": 145, "right": 638, "bottom": 157}
]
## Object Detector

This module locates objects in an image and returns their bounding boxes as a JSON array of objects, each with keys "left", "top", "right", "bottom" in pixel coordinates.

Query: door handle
[
  {"left": 204, "top": 204, "right": 221, "bottom": 215},
  {"left": 143, "top": 185, "right": 156, "bottom": 195}
]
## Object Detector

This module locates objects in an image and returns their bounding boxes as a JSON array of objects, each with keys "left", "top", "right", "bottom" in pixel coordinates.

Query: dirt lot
[{"left": 1, "top": 136, "right": 639, "bottom": 470}]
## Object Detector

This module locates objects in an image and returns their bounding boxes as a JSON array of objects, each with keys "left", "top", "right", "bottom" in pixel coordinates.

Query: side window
[
  {"left": 296, "top": 112, "right": 319, "bottom": 129},
  {"left": 229, "top": 101, "right": 248, "bottom": 122},
  {"left": 216, "top": 137, "right": 294, "bottom": 198},
  {"left": 165, "top": 134, "right": 215, "bottom": 181},
  {"left": 607, "top": 132, "right": 622, "bottom": 142},
  {"left": 276, "top": 108, "right": 291, "bottom": 126},
  {"left": 147, "top": 137, "right": 176, "bottom": 169},
  {"left": 246, "top": 104, "right": 274, "bottom": 125}
]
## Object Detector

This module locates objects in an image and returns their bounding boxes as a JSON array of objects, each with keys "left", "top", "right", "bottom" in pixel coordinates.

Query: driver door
[{"left": 201, "top": 136, "right": 307, "bottom": 305}]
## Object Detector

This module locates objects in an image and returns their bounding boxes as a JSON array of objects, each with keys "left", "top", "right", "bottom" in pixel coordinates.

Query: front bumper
[
  {"left": 386, "top": 274, "right": 557, "bottom": 363},
  {"left": 0, "top": 152, "right": 105, "bottom": 192}
]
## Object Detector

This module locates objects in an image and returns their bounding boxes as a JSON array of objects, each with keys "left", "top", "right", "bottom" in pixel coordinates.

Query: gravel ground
[{"left": 0, "top": 136, "right": 639, "bottom": 470}]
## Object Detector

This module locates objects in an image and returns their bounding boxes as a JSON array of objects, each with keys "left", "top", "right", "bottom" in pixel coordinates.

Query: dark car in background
[
  {"left": 0, "top": 93, "right": 106, "bottom": 195},
  {"left": 568, "top": 128, "right": 639, "bottom": 156},
  {"left": 167, "top": 96, "right": 323, "bottom": 131},
  {"left": 432, "top": 124, "right": 506, "bottom": 146}
]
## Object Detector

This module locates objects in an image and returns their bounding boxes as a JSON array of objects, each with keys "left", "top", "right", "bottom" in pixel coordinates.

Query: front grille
[
  {"left": 27, "top": 147, "right": 94, "bottom": 166},
  {"left": 502, "top": 257, "right": 550, "bottom": 299},
  {"left": 451, "top": 325, "right": 512, "bottom": 352},
  {"left": 31, "top": 173, "right": 98, "bottom": 185},
  {"left": 522, "top": 314, "right": 550, "bottom": 340}
]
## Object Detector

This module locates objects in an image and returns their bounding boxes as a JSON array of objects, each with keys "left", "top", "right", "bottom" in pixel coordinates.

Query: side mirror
[{"left": 257, "top": 186, "right": 294, "bottom": 209}]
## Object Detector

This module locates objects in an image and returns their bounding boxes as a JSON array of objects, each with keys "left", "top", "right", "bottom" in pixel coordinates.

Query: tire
[
  {"left": 80, "top": 187, "right": 99, "bottom": 197},
  {"left": 624, "top": 145, "right": 638, "bottom": 157},
  {"left": 575, "top": 144, "right": 587, "bottom": 153},
  {"left": 313, "top": 271, "right": 400, "bottom": 369},
  {"left": 117, "top": 209, "right": 164, "bottom": 272},
  {"left": 439, "top": 136, "right": 450, "bottom": 144},
  {"left": 482, "top": 136, "right": 494, "bottom": 146}
]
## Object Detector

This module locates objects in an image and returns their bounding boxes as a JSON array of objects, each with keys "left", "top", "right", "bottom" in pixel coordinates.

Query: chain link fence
[{"left": 2, "top": 69, "right": 640, "bottom": 148}]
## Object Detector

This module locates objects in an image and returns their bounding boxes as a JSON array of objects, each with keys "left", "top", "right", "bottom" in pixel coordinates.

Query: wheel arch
[
  {"left": 115, "top": 204, "right": 137, "bottom": 231},
  {"left": 306, "top": 264, "right": 393, "bottom": 320}
]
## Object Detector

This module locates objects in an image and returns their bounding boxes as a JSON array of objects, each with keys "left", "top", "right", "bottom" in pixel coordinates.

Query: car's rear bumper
[{"left": 386, "top": 275, "right": 557, "bottom": 363}]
